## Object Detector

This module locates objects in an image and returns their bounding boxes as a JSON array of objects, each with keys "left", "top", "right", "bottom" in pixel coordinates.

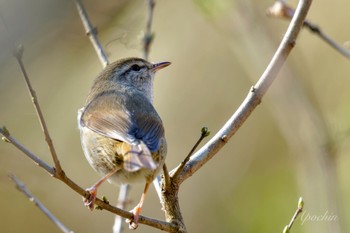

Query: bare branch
[
  {"left": 267, "top": 0, "right": 350, "bottom": 59},
  {"left": 13, "top": 45, "right": 63, "bottom": 177},
  {"left": 74, "top": 0, "right": 109, "bottom": 67},
  {"left": 171, "top": 0, "right": 313, "bottom": 184},
  {"left": 1, "top": 127, "right": 55, "bottom": 175},
  {"left": 8, "top": 174, "right": 74, "bottom": 233},
  {"left": 172, "top": 127, "right": 210, "bottom": 181},
  {"left": 113, "top": 184, "right": 130, "bottom": 233},
  {"left": 143, "top": 0, "right": 155, "bottom": 60},
  {"left": 283, "top": 197, "right": 304, "bottom": 233}
]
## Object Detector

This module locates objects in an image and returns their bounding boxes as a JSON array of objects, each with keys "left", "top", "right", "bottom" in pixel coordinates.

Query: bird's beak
[{"left": 151, "top": 61, "right": 171, "bottom": 72}]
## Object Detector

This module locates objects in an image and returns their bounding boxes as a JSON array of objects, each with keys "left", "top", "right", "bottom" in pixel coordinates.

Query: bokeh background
[{"left": 0, "top": 0, "right": 349, "bottom": 233}]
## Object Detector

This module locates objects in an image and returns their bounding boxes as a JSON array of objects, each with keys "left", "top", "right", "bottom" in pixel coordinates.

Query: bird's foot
[
  {"left": 83, "top": 186, "right": 97, "bottom": 210},
  {"left": 126, "top": 205, "right": 142, "bottom": 230}
]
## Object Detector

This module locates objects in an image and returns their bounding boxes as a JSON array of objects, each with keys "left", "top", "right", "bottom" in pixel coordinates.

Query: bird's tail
[{"left": 121, "top": 141, "right": 158, "bottom": 172}]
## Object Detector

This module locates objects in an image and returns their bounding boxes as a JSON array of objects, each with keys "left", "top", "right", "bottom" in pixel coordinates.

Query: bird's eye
[{"left": 130, "top": 64, "right": 141, "bottom": 71}]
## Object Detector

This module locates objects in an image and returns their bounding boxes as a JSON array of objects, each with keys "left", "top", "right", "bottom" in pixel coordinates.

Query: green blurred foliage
[{"left": 193, "top": 0, "right": 234, "bottom": 19}]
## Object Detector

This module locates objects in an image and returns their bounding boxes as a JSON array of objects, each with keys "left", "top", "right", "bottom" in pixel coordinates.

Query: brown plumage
[{"left": 78, "top": 57, "right": 170, "bottom": 228}]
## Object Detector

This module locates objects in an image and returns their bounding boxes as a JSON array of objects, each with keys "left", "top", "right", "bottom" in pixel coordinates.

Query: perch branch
[
  {"left": 9, "top": 174, "right": 74, "bottom": 233},
  {"left": 0, "top": 128, "right": 177, "bottom": 232},
  {"left": 74, "top": 0, "right": 109, "bottom": 67},
  {"left": 1, "top": 1, "right": 177, "bottom": 232},
  {"left": 170, "top": 0, "right": 313, "bottom": 184},
  {"left": 267, "top": 0, "right": 350, "bottom": 59},
  {"left": 3, "top": 39, "right": 176, "bottom": 230},
  {"left": 2, "top": 2, "right": 175, "bottom": 225}
]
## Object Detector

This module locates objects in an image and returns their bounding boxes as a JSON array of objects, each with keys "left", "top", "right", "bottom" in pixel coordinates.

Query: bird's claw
[
  {"left": 83, "top": 187, "right": 97, "bottom": 210},
  {"left": 126, "top": 206, "right": 142, "bottom": 230}
]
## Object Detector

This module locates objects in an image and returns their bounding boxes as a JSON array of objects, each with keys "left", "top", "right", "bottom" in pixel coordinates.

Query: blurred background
[{"left": 0, "top": 0, "right": 349, "bottom": 232}]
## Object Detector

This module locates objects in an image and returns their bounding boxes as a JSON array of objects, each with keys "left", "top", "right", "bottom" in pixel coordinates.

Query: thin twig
[
  {"left": 283, "top": 197, "right": 304, "bottom": 233},
  {"left": 113, "top": 184, "right": 130, "bottom": 233},
  {"left": 170, "top": 0, "right": 313, "bottom": 184},
  {"left": 13, "top": 45, "right": 63, "bottom": 177},
  {"left": 143, "top": 0, "right": 155, "bottom": 60},
  {"left": 74, "top": 0, "right": 109, "bottom": 67},
  {"left": 303, "top": 21, "right": 350, "bottom": 59},
  {"left": 1, "top": 127, "right": 55, "bottom": 175},
  {"left": 172, "top": 127, "right": 210, "bottom": 181},
  {"left": 288, "top": 197, "right": 304, "bottom": 230},
  {"left": 8, "top": 174, "right": 74, "bottom": 233},
  {"left": 0, "top": 129, "right": 178, "bottom": 232},
  {"left": 267, "top": 0, "right": 350, "bottom": 59}
]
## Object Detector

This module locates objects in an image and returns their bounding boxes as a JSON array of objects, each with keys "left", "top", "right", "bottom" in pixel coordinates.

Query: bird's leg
[
  {"left": 84, "top": 167, "right": 119, "bottom": 210},
  {"left": 127, "top": 181, "right": 151, "bottom": 230}
]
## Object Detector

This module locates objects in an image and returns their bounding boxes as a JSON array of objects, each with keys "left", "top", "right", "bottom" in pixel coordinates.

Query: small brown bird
[{"left": 78, "top": 57, "right": 170, "bottom": 228}]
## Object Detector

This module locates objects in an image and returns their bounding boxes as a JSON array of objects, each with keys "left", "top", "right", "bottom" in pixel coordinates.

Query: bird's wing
[
  {"left": 127, "top": 97, "right": 165, "bottom": 153},
  {"left": 80, "top": 92, "right": 133, "bottom": 143},
  {"left": 80, "top": 91, "right": 164, "bottom": 171}
]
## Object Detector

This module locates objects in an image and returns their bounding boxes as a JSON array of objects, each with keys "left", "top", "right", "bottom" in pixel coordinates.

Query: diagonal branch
[
  {"left": 74, "top": 0, "right": 109, "bottom": 67},
  {"left": 287, "top": 197, "right": 304, "bottom": 230},
  {"left": 9, "top": 174, "right": 74, "bottom": 233},
  {"left": 172, "top": 127, "right": 210, "bottom": 181},
  {"left": 1, "top": 127, "right": 55, "bottom": 175},
  {"left": 171, "top": 0, "right": 313, "bottom": 184},
  {"left": 13, "top": 46, "right": 63, "bottom": 176},
  {"left": 283, "top": 197, "right": 304, "bottom": 233}
]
